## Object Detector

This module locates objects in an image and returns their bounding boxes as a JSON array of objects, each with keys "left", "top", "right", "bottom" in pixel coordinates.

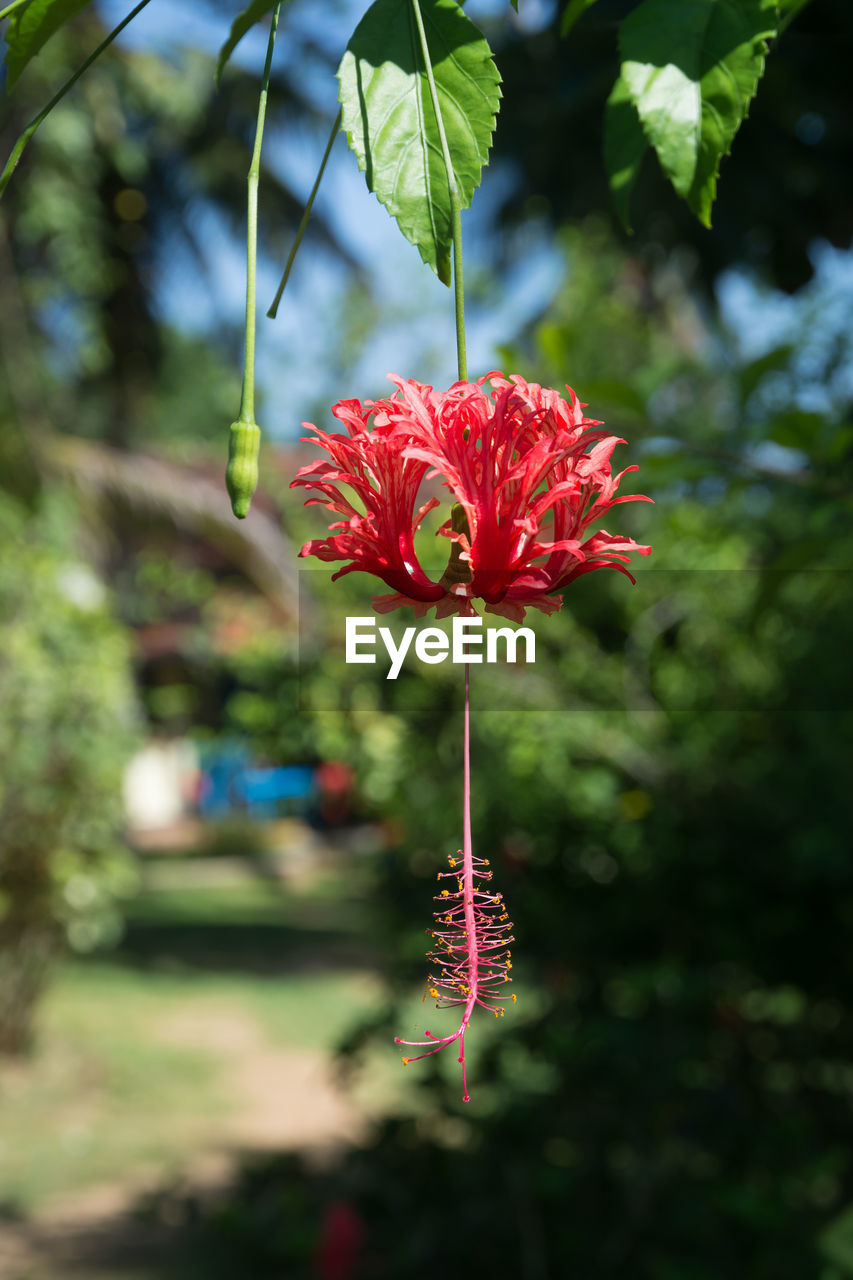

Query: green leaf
[
  {"left": 603, "top": 69, "right": 647, "bottom": 233},
  {"left": 560, "top": 0, "right": 600, "bottom": 38},
  {"left": 338, "top": 0, "right": 501, "bottom": 284},
  {"left": 735, "top": 344, "right": 794, "bottom": 407},
  {"left": 778, "top": 0, "right": 811, "bottom": 18},
  {"left": 580, "top": 378, "right": 648, "bottom": 420},
  {"left": 821, "top": 1202, "right": 853, "bottom": 1275},
  {"left": 776, "top": 0, "right": 812, "bottom": 36},
  {"left": 618, "top": 0, "right": 778, "bottom": 227},
  {"left": 216, "top": 0, "right": 282, "bottom": 87},
  {"left": 4, "top": 0, "right": 92, "bottom": 90},
  {"left": 769, "top": 410, "right": 824, "bottom": 452}
]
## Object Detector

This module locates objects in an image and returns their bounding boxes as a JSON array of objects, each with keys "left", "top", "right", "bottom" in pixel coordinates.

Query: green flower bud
[{"left": 226, "top": 419, "right": 261, "bottom": 519}]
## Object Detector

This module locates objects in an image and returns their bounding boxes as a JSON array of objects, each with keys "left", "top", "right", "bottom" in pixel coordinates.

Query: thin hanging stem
[
  {"left": 402, "top": 0, "right": 475, "bottom": 1099},
  {"left": 395, "top": 659, "right": 515, "bottom": 1102},
  {"left": 410, "top": 0, "right": 467, "bottom": 382},
  {"left": 267, "top": 108, "right": 341, "bottom": 319},
  {"left": 459, "top": 662, "right": 476, "bottom": 1100},
  {"left": 463, "top": 665, "right": 472, "bottom": 874},
  {"left": 0, "top": 0, "right": 153, "bottom": 199},
  {"left": 238, "top": 0, "right": 282, "bottom": 424}
]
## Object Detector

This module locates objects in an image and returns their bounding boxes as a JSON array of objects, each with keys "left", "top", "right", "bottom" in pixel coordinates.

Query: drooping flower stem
[
  {"left": 459, "top": 663, "right": 476, "bottom": 1099},
  {"left": 226, "top": 1, "right": 281, "bottom": 519},
  {"left": 410, "top": 0, "right": 467, "bottom": 382},
  {"left": 239, "top": 1, "right": 282, "bottom": 426},
  {"left": 267, "top": 109, "right": 342, "bottom": 320},
  {"left": 395, "top": 661, "right": 516, "bottom": 1102},
  {"left": 0, "top": 0, "right": 154, "bottom": 200}
]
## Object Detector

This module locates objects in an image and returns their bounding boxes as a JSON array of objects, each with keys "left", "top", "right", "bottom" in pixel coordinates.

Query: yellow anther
[
  {"left": 511, "top": 993, "right": 517, "bottom": 1003},
  {"left": 448, "top": 857, "right": 456, "bottom": 867},
  {"left": 429, "top": 987, "right": 439, "bottom": 998},
  {"left": 493, "top": 896, "right": 500, "bottom": 903},
  {"left": 441, "top": 890, "right": 449, "bottom": 897},
  {"left": 484, "top": 859, "right": 490, "bottom": 865},
  {"left": 507, "top": 961, "right": 513, "bottom": 969}
]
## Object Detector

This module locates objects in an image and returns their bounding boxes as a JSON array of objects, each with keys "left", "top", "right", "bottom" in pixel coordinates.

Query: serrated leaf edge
[
  {"left": 690, "top": 34, "right": 771, "bottom": 226},
  {"left": 338, "top": 0, "right": 500, "bottom": 281},
  {"left": 617, "top": 0, "right": 777, "bottom": 228}
]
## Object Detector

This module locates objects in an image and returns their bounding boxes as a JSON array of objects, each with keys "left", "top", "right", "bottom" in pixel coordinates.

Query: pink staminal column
[{"left": 395, "top": 666, "right": 516, "bottom": 1101}]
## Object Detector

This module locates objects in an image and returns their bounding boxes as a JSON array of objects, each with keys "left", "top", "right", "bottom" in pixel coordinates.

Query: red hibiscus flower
[{"left": 292, "top": 373, "right": 651, "bottom": 620}]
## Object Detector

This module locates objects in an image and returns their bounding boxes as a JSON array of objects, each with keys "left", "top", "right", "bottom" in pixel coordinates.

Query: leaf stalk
[
  {"left": 410, "top": 0, "right": 467, "bottom": 381},
  {"left": 239, "top": 0, "right": 282, "bottom": 424},
  {"left": 267, "top": 107, "right": 341, "bottom": 319}
]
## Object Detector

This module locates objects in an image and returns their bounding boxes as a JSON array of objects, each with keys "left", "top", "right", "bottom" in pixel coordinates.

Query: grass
[
  {"left": 0, "top": 858, "right": 535, "bottom": 1219},
  {"left": 0, "top": 866, "right": 396, "bottom": 1214},
  {"left": 0, "top": 958, "right": 392, "bottom": 1213},
  {"left": 0, "top": 962, "right": 225, "bottom": 1209}
]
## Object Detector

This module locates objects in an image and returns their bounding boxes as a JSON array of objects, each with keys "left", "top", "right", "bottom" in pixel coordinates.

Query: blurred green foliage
[
  {"left": 0, "top": 492, "right": 138, "bottom": 1052},
  {"left": 163, "top": 222, "right": 853, "bottom": 1278},
  {"left": 1, "top": 2, "right": 852, "bottom": 1273}
]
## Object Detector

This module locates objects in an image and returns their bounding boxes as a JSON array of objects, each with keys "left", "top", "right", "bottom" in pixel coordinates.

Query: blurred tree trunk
[
  {"left": 0, "top": 222, "right": 45, "bottom": 508},
  {"left": 0, "top": 848, "right": 61, "bottom": 1055}
]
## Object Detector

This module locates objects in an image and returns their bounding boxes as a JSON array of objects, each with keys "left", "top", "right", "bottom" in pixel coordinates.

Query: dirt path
[
  {"left": 154, "top": 1002, "right": 365, "bottom": 1149},
  {"left": 0, "top": 1002, "right": 370, "bottom": 1279}
]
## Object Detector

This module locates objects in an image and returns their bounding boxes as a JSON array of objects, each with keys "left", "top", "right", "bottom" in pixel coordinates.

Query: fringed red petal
[{"left": 292, "top": 373, "right": 652, "bottom": 619}]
